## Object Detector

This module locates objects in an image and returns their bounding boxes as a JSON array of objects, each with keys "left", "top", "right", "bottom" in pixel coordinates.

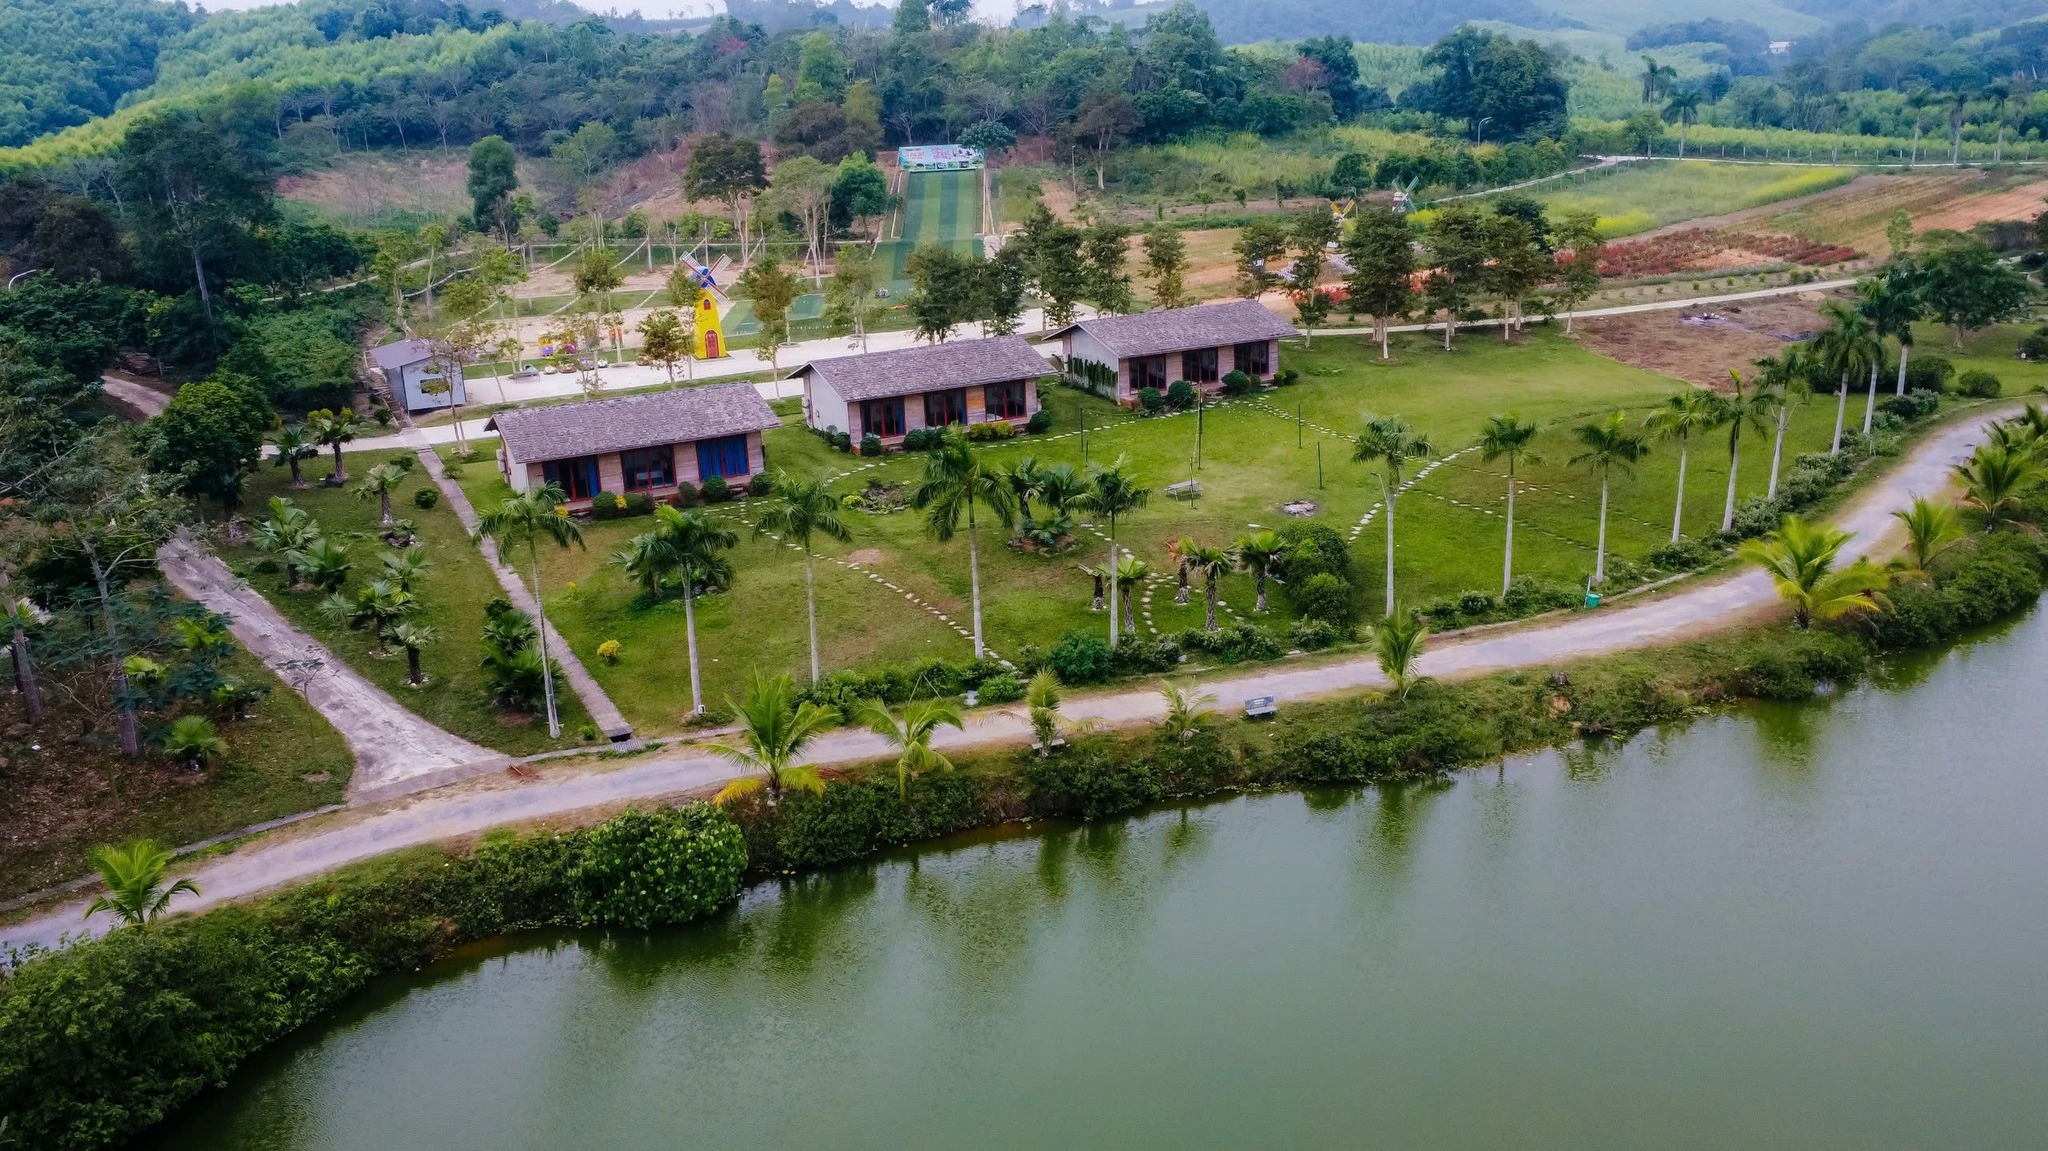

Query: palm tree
[
  {"left": 473, "top": 482, "right": 584, "bottom": 737},
  {"left": 755, "top": 471, "right": 852, "bottom": 684},
  {"left": 292, "top": 537, "right": 353, "bottom": 592},
  {"left": 1234, "top": 530, "right": 1283, "bottom": 613},
  {"left": 391, "top": 621, "right": 437, "bottom": 685},
  {"left": 1738, "top": 514, "right": 1890, "bottom": 629},
  {"left": 161, "top": 715, "right": 227, "bottom": 770},
  {"left": 1375, "top": 611, "right": 1428, "bottom": 700},
  {"left": 1115, "top": 554, "right": 1149, "bottom": 635},
  {"left": 998, "top": 455, "right": 1046, "bottom": 525},
  {"left": 1955, "top": 443, "right": 2041, "bottom": 530},
  {"left": 1076, "top": 458, "right": 1151, "bottom": 649},
  {"left": 911, "top": 430, "right": 1017, "bottom": 662},
  {"left": 1812, "top": 301, "right": 1880, "bottom": 456},
  {"left": 1645, "top": 390, "right": 1720, "bottom": 543},
  {"left": 1754, "top": 352, "right": 1810, "bottom": 500},
  {"left": 1157, "top": 682, "right": 1216, "bottom": 742},
  {"left": 1945, "top": 84, "right": 1973, "bottom": 167},
  {"left": 1719, "top": 369, "right": 1779, "bottom": 533},
  {"left": 855, "top": 697, "right": 964, "bottom": 796},
  {"left": 1662, "top": 89, "right": 1703, "bottom": 157},
  {"left": 1025, "top": 667, "right": 1063, "bottom": 753},
  {"left": 1858, "top": 266, "right": 1922, "bottom": 401},
  {"left": 1890, "top": 496, "right": 1962, "bottom": 580},
  {"left": 270, "top": 424, "right": 318, "bottom": 488},
  {"left": 1569, "top": 412, "right": 1650, "bottom": 584},
  {"left": 84, "top": 839, "right": 199, "bottom": 927},
  {"left": 712, "top": 671, "right": 840, "bottom": 805},
  {"left": 1178, "top": 538, "right": 1235, "bottom": 631},
  {"left": 253, "top": 496, "right": 320, "bottom": 583},
  {"left": 1353, "top": 414, "right": 1435, "bottom": 616},
  {"left": 1477, "top": 414, "right": 1541, "bottom": 593},
  {"left": 321, "top": 579, "right": 416, "bottom": 655},
  {"left": 611, "top": 506, "right": 737, "bottom": 716},
  {"left": 306, "top": 408, "right": 370, "bottom": 485},
  {"left": 353, "top": 462, "right": 411, "bottom": 526},
  {"left": 4, "top": 595, "right": 45, "bottom": 725},
  {"left": 379, "top": 547, "right": 432, "bottom": 592},
  {"left": 1034, "top": 463, "right": 1090, "bottom": 517},
  {"left": 1986, "top": 79, "right": 2014, "bottom": 162}
]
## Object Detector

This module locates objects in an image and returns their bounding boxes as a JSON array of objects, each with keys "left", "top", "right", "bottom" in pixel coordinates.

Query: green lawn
[
  {"left": 434, "top": 327, "right": 1890, "bottom": 735},
  {"left": 231, "top": 449, "right": 593, "bottom": 754}
]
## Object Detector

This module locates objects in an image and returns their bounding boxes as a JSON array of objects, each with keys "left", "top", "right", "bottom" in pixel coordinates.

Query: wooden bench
[
  {"left": 1244, "top": 695, "right": 1277, "bottom": 719},
  {"left": 1166, "top": 479, "right": 1203, "bottom": 500}
]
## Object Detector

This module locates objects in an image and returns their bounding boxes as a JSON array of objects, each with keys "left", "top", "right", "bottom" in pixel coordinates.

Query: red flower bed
[{"left": 1594, "top": 228, "right": 1859, "bottom": 279}]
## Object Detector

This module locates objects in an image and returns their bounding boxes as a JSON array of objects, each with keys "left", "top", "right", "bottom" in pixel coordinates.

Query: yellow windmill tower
[{"left": 694, "top": 294, "right": 728, "bottom": 360}]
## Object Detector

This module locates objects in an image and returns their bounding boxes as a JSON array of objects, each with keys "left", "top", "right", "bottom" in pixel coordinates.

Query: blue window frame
[{"left": 695, "top": 434, "right": 750, "bottom": 480}]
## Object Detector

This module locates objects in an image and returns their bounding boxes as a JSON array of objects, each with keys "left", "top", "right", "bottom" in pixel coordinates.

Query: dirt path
[
  {"left": 99, "top": 372, "right": 171, "bottom": 419},
  {"left": 156, "top": 536, "right": 505, "bottom": 797},
  {"left": 6, "top": 408, "right": 2006, "bottom": 955}
]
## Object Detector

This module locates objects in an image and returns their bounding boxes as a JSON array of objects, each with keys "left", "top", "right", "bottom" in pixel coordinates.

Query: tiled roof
[
  {"left": 1046, "top": 300, "right": 1296, "bottom": 359},
  {"left": 369, "top": 338, "right": 434, "bottom": 369},
  {"left": 488, "top": 381, "right": 780, "bottom": 464},
  {"left": 791, "top": 335, "right": 1051, "bottom": 402}
]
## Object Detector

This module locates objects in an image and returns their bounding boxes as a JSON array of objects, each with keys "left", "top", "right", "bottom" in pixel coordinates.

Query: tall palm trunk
[
  {"left": 1670, "top": 439, "right": 1689, "bottom": 543},
  {"left": 1382, "top": 476, "right": 1398, "bottom": 616},
  {"left": 1830, "top": 373, "right": 1848, "bottom": 455},
  {"left": 529, "top": 547, "right": 560, "bottom": 738},
  {"left": 1253, "top": 566, "right": 1269, "bottom": 613},
  {"left": 331, "top": 440, "right": 347, "bottom": 483},
  {"left": 1861, "top": 362, "right": 1878, "bottom": 436},
  {"left": 1895, "top": 343, "right": 1910, "bottom": 395},
  {"left": 1105, "top": 526, "right": 1119, "bottom": 649},
  {"left": 966, "top": 502, "right": 984, "bottom": 661},
  {"left": 802, "top": 549, "right": 821, "bottom": 684},
  {"left": 1721, "top": 438, "right": 1741, "bottom": 533},
  {"left": 1119, "top": 579, "right": 1137, "bottom": 636},
  {"left": 1204, "top": 574, "right": 1219, "bottom": 631},
  {"left": 1593, "top": 477, "right": 1610, "bottom": 584},
  {"left": 1768, "top": 406, "right": 1788, "bottom": 499},
  {"left": 683, "top": 580, "right": 703, "bottom": 715},
  {"left": 1502, "top": 468, "right": 1517, "bottom": 594},
  {"left": 10, "top": 621, "right": 42, "bottom": 724}
]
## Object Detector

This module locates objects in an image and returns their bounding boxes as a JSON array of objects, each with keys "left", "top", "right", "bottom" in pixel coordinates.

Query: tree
[
  {"left": 960, "top": 119, "right": 1017, "bottom": 156},
  {"left": 1071, "top": 89, "right": 1139, "bottom": 190},
  {"left": 1178, "top": 538, "right": 1234, "bottom": 631},
  {"left": 1890, "top": 497, "right": 1962, "bottom": 580},
  {"left": 611, "top": 506, "right": 736, "bottom": 716},
  {"left": 1026, "top": 668, "right": 1063, "bottom": 753},
  {"left": 1234, "top": 529, "right": 1283, "bottom": 613},
  {"left": 771, "top": 155, "right": 836, "bottom": 284},
  {"left": 1477, "top": 414, "right": 1541, "bottom": 592},
  {"left": 824, "top": 244, "right": 880, "bottom": 351},
  {"left": 322, "top": 579, "right": 416, "bottom": 656},
  {"left": 1143, "top": 226, "right": 1190, "bottom": 310},
  {"left": 1482, "top": 211, "right": 1546, "bottom": 340},
  {"left": 1569, "top": 412, "right": 1650, "bottom": 585},
  {"left": 379, "top": 546, "right": 431, "bottom": 593},
  {"left": 1662, "top": 90, "right": 1703, "bottom": 157},
  {"left": 1639, "top": 56, "right": 1677, "bottom": 103},
  {"left": 466, "top": 135, "right": 520, "bottom": 238},
  {"left": 911, "top": 430, "right": 1016, "bottom": 661},
  {"left": 905, "top": 243, "right": 977, "bottom": 342},
  {"left": 1646, "top": 389, "right": 1720, "bottom": 543},
  {"left": 686, "top": 133, "right": 768, "bottom": 257},
  {"left": 1623, "top": 108, "right": 1665, "bottom": 157},
  {"left": 1917, "top": 235, "right": 2030, "bottom": 349},
  {"left": 1341, "top": 205, "right": 1415, "bottom": 359},
  {"left": 1082, "top": 221, "right": 1134, "bottom": 315},
  {"left": 1738, "top": 514, "right": 1890, "bottom": 629},
  {"left": 712, "top": 671, "right": 839, "bottom": 805},
  {"left": 473, "top": 483, "right": 584, "bottom": 738},
  {"left": 1955, "top": 444, "right": 2041, "bottom": 530},
  {"left": 637, "top": 310, "right": 687, "bottom": 383},
  {"left": 1115, "top": 553, "right": 1148, "bottom": 633},
  {"left": 855, "top": 697, "right": 964, "bottom": 796},
  {"left": 116, "top": 98, "right": 277, "bottom": 327},
  {"left": 83, "top": 839, "right": 198, "bottom": 928},
  {"left": 755, "top": 471, "right": 852, "bottom": 683},
  {"left": 306, "top": 407, "right": 369, "bottom": 485},
  {"left": 735, "top": 257, "right": 801, "bottom": 369},
  {"left": 1375, "top": 611, "right": 1427, "bottom": 699},
  {"left": 2, "top": 596, "right": 43, "bottom": 725},
  {"left": 831, "top": 151, "right": 890, "bottom": 238},
  {"left": 1017, "top": 205, "right": 1085, "bottom": 328},
  {"left": 1285, "top": 208, "right": 1339, "bottom": 345},
  {"left": 391, "top": 621, "right": 436, "bottom": 686},
  {"left": 352, "top": 461, "right": 411, "bottom": 526},
  {"left": 1076, "top": 459, "right": 1151, "bottom": 649},
  {"left": 146, "top": 377, "right": 269, "bottom": 514},
  {"left": 1718, "top": 369, "right": 1778, "bottom": 532},
  {"left": 1857, "top": 263, "right": 1922, "bottom": 408},
  {"left": 1552, "top": 212, "right": 1603, "bottom": 335},
  {"left": 1812, "top": 301, "right": 1880, "bottom": 456},
  {"left": 662, "top": 266, "right": 704, "bottom": 379},
  {"left": 270, "top": 423, "right": 318, "bottom": 489},
  {"left": 1353, "top": 414, "right": 1435, "bottom": 615},
  {"left": 1422, "top": 204, "right": 1487, "bottom": 349},
  {"left": 1755, "top": 351, "right": 1810, "bottom": 500},
  {"left": 1232, "top": 219, "right": 1287, "bottom": 298},
  {"left": 1157, "top": 682, "right": 1216, "bottom": 743},
  {"left": 974, "top": 245, "right": 1030, "bottom": 337}
]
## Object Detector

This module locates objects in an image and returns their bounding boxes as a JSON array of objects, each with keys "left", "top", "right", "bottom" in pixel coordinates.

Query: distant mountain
[
  {"left": 1786, "top": 0, "right": 2048, "bottom": 31},
  {"left": 1193, "top": 0, "right": 1577, "bottom": 46}
]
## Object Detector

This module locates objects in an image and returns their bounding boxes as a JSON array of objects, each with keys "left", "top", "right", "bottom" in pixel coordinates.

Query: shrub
[
  {"left": 861, "top": 433, "right": 883, "bottom": 456},
  {"left": 1273, "top": 368, "right": 1300, "bottom": 387},
  {"left": 1164, "top": 380, "right": 1197, "bottom": 410},
  {"left": 747, "top": 472, "right": 772, "bottom": 497},
  {"left": 1647, "top": 536, "right": 1712, "bottom": 571},
  {"left": 597, "top": 639, "right": 621, "bottom": 664},
  {"left": 1022, "top": 750, "right": 1162, "bottom": 820},
  {"left": 699, "top": 475, "right": 731, "bottom": 503},
  {"left": 2018, "top": 326, "right": 2048, "bottom": 361},
  {"left": 589, "top": 491, "right": 652, "bottom": 520},
  {"left": 483, "top": 595, "right": 513, "bottom": 620},
  {"left": 1179, "top": 622, "right": 1283, "bottom": 663},
  {"left": 1292, "top": 572, "right": 1358, "bottom": 627},
  {"left": 1499, "top": 577, "right": 1579, "bottom": 615},
  {"left": 1289, "top": 618, "right": 1341, "bottom": 650},
  {"left": 830, "top": 430, "right": 852, "bottom": 452},
  {"left": 1048, "top": 632, "right": 1115, "bottom": 684},
  {"left": 1958, "top": 369, "right": 2002, "bottom": 398},
  {"left": 1904, "top": 354, "right": 1953, "bottom": 392},
  {"left": 667, "top": 482, "right": 699, "bottom": 508},
  {"left": 1025, "top": 408, "right": 1052, "bottom": 434},
  {"left": 975, "top": 671, "right": 1025, "bottom": 704},
  {"left": 1878, "top": 390, "right": 1941, "bottom": 422},
  {"left": 411, "top": 486, "right": 440, "bottom": 510},
  {"left": 1137, "top": 386, "right": 1166, "bottom": 413},
  {"left": 966, "top": 418, "right": 1015, "bottom": 442},
  {"left": 1220, "top": 369, "right": 1254, "bottom": 395},
  {"left": 1274, "top": 522, "right": 1353, "bottom": 586},
  {"left": 902, "top": 427, "right": 937, "bottom": 451},
  {"left": 1110, "top": 633, "right": 1182, "bottom": 675},
  {"left": 570, "top": 805, "right": 748, "bottom": 930}
]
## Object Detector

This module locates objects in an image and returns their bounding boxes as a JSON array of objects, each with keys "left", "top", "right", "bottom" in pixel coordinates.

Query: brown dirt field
[
  {"left": 281, "top": 150, "right": 472, "bottom": 223},
  {"left": 1910, "top": 178, "right": 2048, "bottom": 234},
  {"left": 1575, "top": 295, "right": 1834, "bottom": 390},
  {"left": 1759, "top": 171, "right": 2034, "bottom": 252}
]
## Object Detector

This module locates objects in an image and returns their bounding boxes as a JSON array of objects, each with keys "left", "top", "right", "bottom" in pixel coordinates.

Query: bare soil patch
[
  {"left": 1576, "top": 296, "right": 1832, "bottom": 390},
  {"left": 845, "top": 548, "right": 885, "bottom": 566}
]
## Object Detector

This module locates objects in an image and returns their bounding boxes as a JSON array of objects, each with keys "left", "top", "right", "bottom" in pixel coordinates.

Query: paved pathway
[
  {"left": 7, "top": 408, "right": 2005, "bottom": 955},
  {"left": 99, "top": 372, "right": 171, "bottom": 418},
  {"left": 156, "top": 535, "right": 504, "bottom": 798},
  {"left": 406, "top": 431, "right": 634, "bottom": 741}
]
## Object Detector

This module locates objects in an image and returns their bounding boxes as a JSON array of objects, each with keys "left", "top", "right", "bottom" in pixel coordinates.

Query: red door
[{"left": 704, "top": 331, "right": 721, "bottom": 358}]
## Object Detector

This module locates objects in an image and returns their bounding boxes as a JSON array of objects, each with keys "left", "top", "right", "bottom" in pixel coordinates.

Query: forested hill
[{"left": 0, "top": 0, "right": 197, "bottom": 146}]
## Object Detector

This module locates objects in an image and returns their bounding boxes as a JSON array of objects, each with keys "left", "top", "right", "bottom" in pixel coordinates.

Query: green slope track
[{"left": 881, "top": 168, "right": 985, "bottom": 288}]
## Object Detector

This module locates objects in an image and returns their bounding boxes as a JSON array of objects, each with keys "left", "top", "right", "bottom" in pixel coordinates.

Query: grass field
[
  {"left": 437, "top": 328, "right": 1878, "bottom": 734},
  {"left": 1525, "top": 161, "right": 1858, "bottom": 236},
  {"left": 230, "top": 449, "right": 593, "bottom": 754}
]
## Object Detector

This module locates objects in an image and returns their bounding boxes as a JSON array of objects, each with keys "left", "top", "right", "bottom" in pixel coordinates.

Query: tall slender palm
[
  {"left": 1477, "top": 414, "right": 1541, "bottom": 593},
  {"left": 711, "top": 671, "right": 840, "bottom": 805},
  {"left": 611, "top": 506, "right": 737, "bottom": 715},
  {"left": 1719, "top": 369, "right": 1779, "bottom": 533},
  {"left": 911, "top": 430, "right": 1016, "bottom": 662},
  {"left": 755, "top": 471, "right": 852, "bottom": 684},
  {"left": 1234, "top": 530, "right": 1283, "bottom": 613},
  {"left": 1076, "top": 458, "right": 1151, "bottom": 649},
  {"left": 1889, "top": 496, "right": 1962, "bottom": 580},
  {"left": 1858, "top": 265, "right": 1922, "bottom": 400},
  {"left": 1569, "top": 412, "right": 1651, "bottom": 584},
  {"left": 270, "top": 423, "right": 318, "bottom": 488},
  {"left": 1178, "top": 539, "right": 1235, "bottom": 631},
  {"left": 473, "top": 482, "right": 584, "bottom": 737},
  {"left": 1645, "top": 389, "right": 1720, "bottom": 543},
  {"left": 1812, "top": 301, "right": 1880, "bottom": 455},
  {"left": 1738, "top": 514, "right": 1890, "bottom": 629},
  {"left": 1755, "top": 352, "right": 1810, "bottom": 500},
  {"left": 1662, "top": 89, "right": 1703, "bottom": 157},
  {"left": 83, "top": 839, "right": 198, "bottom": 928},
  {"left": 1353, "top": 414, "right": 1435, "bottom": 616},
  {"left": 1955, "top": 444, "right": 2042, "bottom": 530},
  {"left": 855, "top": 697, "right": 964, "bottom": 796}
]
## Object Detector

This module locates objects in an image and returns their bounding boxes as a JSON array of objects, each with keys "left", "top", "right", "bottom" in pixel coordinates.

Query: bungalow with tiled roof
[
  {"left": 1045, "top": 300, "right": 1296, "bottom": 405},
  {"left": 486, "top": 381, "right": 780, "bottom": 505},
  {"left": 790, "top": 335, "right": 1052, "bottom": 445}
]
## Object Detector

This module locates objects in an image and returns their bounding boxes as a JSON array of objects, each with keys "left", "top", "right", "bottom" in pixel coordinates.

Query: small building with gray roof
[
  {"left": 369, "top": 337, "right": 465, "bottom": 413},
  {"left": 789, "top": 335, "right": 1051, "bottom": 446},
  {"left": 1044, "top": 300, "right": 1296, "bottom": 405},
  {"left": 486, "top": 381, "right": 780, "bottom": 505}
]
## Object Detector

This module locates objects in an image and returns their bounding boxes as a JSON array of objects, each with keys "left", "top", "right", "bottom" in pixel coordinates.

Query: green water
[{"left": 150, "top": 611, "right": 2048, "bottom": 1150}]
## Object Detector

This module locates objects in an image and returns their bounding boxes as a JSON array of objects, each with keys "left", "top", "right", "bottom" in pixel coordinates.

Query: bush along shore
[{"left": 4, "top": 522, "right": 2047, "bottom": 1150}]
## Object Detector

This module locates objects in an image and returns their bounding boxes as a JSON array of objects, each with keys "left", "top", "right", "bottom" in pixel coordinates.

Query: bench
[
  {"left": 1244, "top": 695, "right": 1277, "bottom": 719},
  {"left": 1166, "top": 479, "right": 1203, "bottom": 500}
]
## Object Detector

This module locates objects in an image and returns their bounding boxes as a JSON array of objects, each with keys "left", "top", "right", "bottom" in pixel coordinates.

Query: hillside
[{"left": 0, "top": 0, "right": 198, "bottom": 146}]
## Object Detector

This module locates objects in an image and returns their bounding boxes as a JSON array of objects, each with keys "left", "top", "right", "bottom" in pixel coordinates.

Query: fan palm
[
  {"left": 1477, "top": 413, "right": 1541, "bottom": 593},
  {"left": 1115, "top": 554, "right": 1149, "bottom": 635},
  {"left": 1569, "top": 412, "right": 1651, "bottom": 584},
  {"left": 1353, "top": 414, "right": 1435, "bottom": 616},
  {"left": 1738, "top": 514, "right": 1890, "bottom": 629},
  {"left": 911, "top": 429, "right": 1017, "bottom": 662},
  {"left": 1719, "top": 369, "right": 1779, "bottom": 532},
  {"left": 1178, "top": 538, "right": 1235, "bottom": 632},
  {"left": 1889, "top": 496, "right": 1962, "bottom": 580},
  {"left": 253, "top": 496, "right": 320, "bottom": 583},
  {"left": 755, "top": 471, "right": 852, "bottom": 684},
  {"left": 474, "top": 482, "right": 584, "bottom": 737},
  {"left": 161, "top": 715, "right": 227, "bottom": 770},
  {"left": 84, "top": 839, "right": 199, "bottom": 928},
  {"left": 1812, "top": 301, "right": 1881, "bottom": 455},
  {"left": 855, "top": 696, "right": 964, "bottom": 796},
  {"left": 1157, "top": 682, "right": 1217, "bottom": 742},
  {"left": 1234, "top": 529, "right": 1283, "bottom": 613},
  {"left": 291, "top": 536, "right": 353, "bottom": 592},
  {"left": 353, "top": 462, "right": 411, "bottom": 525},
  {"left": 306, "top": 408, "right": 371, "bottom": 485},
  {"left": 321, "top": 579, "right": 416, "bottom": 655},
  {"left": 391, "top": 621, "right": 437, "bottom": 685},
  {"left": 270, "top": 424, "right": 319, "bottom": 488},
  {"left": 1076, "top": 458, "right": 1151, "bottom": 648},
  {"left": 1955, "top": 444, "right": 2042, "bottom": 530},
  {"left": 379, "top": 546, "right": 432, "bottom": 592},
  {"left": 1644, "top": 389, "right": 1720, "bottom": 543},
  {"left": 712, "top": 672, "right": 841, "bottom": 805},
  {"left": 1375, "top": 611, "right": 1428, "bottom": 700}
]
